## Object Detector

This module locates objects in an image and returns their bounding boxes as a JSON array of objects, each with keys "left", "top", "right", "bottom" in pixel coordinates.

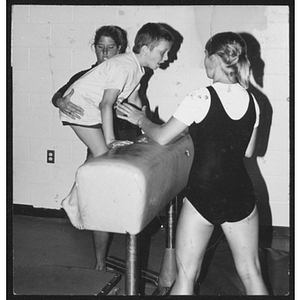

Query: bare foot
[
  {"left": 94, "top": 263, "right": 114, "bottom": 273},
  {"left": 94, "top": 263, "right": 107, "bottom": 272},
  {"left": 61, "top": 183, "right": 85, "bottom": 230}
]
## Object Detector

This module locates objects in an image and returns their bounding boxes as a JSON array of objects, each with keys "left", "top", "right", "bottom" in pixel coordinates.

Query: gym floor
[{"left": 11, "top": 212, "right": 290, "bottom": 296}]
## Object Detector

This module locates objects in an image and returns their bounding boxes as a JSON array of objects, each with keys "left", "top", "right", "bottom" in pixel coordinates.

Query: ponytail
[
  {"left": 205, "top": 32, "right": 250, "bottom": 88},
  {"left": 235, "top": 54, "right": 250, "bottom": 89}
]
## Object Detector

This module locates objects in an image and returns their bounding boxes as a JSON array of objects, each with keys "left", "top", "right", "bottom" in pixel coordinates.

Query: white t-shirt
[
  {"left": 60, "top": 52, "right": 145, "bottom": 126},
  {"left": 173, "top": 82, "right": 260, "bottom": 127}
]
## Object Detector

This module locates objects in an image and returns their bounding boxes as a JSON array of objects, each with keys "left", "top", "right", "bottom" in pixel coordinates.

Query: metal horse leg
[
  {"left": 125, "top": 233, "right": 139, "bottom": 295},
  {"left": 104, "top": 198, "right": 179, "bottom": 295},
  {"left": 153, "top": 197, "right": 178, "bottom": 295}
]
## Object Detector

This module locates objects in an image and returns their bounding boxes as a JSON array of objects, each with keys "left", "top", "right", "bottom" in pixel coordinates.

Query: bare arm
[
  {"left": 100, "top": 89, "right": 120, "bottom": 145},
  {"left": 117, "top": 103, "right": 188, "bottom": 145},
  {"left": 52, "top": 91, "right": 64, "bottom": 108},
  {"left": 244, "top": 126, "right": 258, "bottom": 158},
  {"left": 51, "top": 89, "right": 84, "bottom": 119}
]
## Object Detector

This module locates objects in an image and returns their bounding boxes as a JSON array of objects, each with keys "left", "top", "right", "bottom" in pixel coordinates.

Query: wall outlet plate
[{"left": 47, "top": 150, "right": 55, "bottom": 163}]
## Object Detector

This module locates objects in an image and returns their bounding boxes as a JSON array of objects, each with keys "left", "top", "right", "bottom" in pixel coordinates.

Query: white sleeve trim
[{"left": 173, "top": 87, "right": 211, "bottom": 126}]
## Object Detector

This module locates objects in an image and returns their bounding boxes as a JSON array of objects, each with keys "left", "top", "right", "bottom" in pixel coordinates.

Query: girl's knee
[
  {"left": 175, "top": 261, "right": 200, "bottom": 286},
  {"left": 236, "top": 259, "right": 262, "bottom": 280}
]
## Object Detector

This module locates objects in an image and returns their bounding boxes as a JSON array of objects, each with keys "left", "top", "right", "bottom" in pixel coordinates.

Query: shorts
[{"left": 62, "top": 121, "right": 102, "bottom": 129}]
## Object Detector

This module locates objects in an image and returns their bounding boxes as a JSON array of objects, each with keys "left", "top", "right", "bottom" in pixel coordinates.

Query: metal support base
[
  {"left": 106, "top": 256, "right": 159, "bottom": 287},
  {"left": 97, "top": 274, "right": 122, "bottom": 295},
  {"left": 104, "top": 197, "right": 179, "bottom": 295},
  {"left": 153, "top": 197, "right": 178, "bottom": 295}
]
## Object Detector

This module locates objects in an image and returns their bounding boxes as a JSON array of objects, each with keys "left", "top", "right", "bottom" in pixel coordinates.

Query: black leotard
[{"left": 185, "top": 86, "right": 256, "bottom": 224}]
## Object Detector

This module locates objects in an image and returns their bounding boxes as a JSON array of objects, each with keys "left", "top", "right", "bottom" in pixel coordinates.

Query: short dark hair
[
  {"left": 133, "top": 23, "right": 174, "bottom": 54},
  {"left": 93, "top": 25, "right": 128, "bottom": 53}
]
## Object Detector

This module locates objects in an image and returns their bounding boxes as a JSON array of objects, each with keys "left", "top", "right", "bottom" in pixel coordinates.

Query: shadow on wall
[
  {"left": 239, "top": 32, "right": 274, "bottom": 247},
  {"left": 139, "top": 23, "right": 184, "bottom": 125}
]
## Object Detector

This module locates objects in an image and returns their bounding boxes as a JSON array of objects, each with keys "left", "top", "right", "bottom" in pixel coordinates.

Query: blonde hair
[{"left": 205, "top": 32, "right": 250, "bottom": 88}]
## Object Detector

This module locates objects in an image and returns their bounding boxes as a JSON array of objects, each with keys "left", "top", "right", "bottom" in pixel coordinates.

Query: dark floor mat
[
  {"left": 13, "top": 264, "right": 158, "bottom": 296},
  {"left": 12, "top": 215, "right": 290, "bottom": 296},
  {"left": 260, "top": 248, "right": 290, "bottom": 295},
  {"left": 13, "top": 265, "right": 123, "bottom": 295}
]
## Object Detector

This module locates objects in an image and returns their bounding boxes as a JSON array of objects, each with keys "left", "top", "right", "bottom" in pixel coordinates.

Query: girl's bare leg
[
  {"left": 221, "top": 205, "right": 269, "bottom": 295},
  {"left": 92, "top": 231, "right": 110, "bottom": 271},
  {"left": 71, "top": 125, "right": 108, "bottom": 157},
  {"left": 170, "top": 199, "right": 214, "bottom": 295},
  {"left": 61, "top": 126, "right": 108, "bottom": 229},
  {"left": 64, "top": 126, "right": 111, "bottom": 271},
  {"left": 61, "top": 181, "right": 85, "bottom": 229}
]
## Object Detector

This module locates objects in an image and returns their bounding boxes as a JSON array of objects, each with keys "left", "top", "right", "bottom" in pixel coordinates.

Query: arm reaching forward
[{"left": 116, "top": 103, "right": 188, "bottom": 145}]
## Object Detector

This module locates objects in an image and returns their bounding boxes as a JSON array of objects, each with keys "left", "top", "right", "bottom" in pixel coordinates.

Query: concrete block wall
[{"left": 11, "top": 5, "right": 290, "bottom": 226}]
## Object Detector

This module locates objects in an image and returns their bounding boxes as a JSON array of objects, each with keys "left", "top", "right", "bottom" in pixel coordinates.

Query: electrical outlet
[{"left": 47, "top": 150, "right": 55, "bottom": 163}]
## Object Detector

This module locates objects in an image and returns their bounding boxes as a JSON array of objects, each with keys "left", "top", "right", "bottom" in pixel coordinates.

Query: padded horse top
[{"left": 71, "top": 133, "right": 194, "bottom": 234}]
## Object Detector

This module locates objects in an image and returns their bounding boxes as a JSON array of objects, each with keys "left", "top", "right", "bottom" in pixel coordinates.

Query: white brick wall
[{"left": 11, "top": 5, "right": 290, "bottom": 226}]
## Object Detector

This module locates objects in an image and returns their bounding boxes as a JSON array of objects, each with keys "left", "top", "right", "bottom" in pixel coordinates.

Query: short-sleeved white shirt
[
  {"left": 60, "top": 52, "right": 145, "bottom": 126},
  {"left": 173, "top": 82, "right": 260, "bottom": 127}
]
